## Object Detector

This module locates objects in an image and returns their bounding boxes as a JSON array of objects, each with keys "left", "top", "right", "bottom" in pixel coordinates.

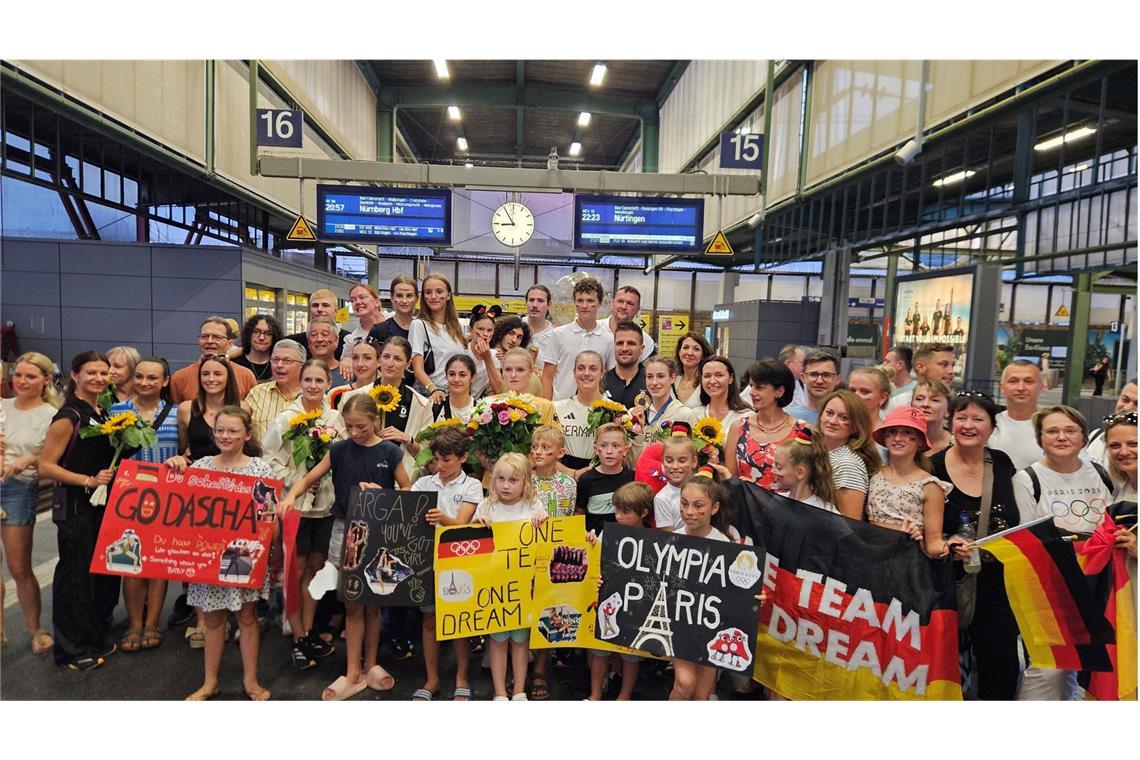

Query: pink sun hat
[{"left": 872, "top": 406, "right": 931, "bottom": 451}]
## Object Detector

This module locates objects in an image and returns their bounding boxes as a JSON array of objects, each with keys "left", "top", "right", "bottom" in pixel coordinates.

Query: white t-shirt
[
  {"left": 473, "top": 496, "right": 546, "bottom": 524},
  {"left": 554, "top": 396, "right": 596, "bottom": 461},
  {"left": 653, "top": 482, "right": 683, "bottom": 530},
  {"left": 801, "top": 494, "right": 840, "bottom": 514},
  {"left": 675, "top": 525, "right": 730, "bottom": 543},
  {"left": 539, "top": 320, "right": 616, "bottom": 401},
  {"left": 988, "top": 411, "right": 1044, "bottom": 471},
  {"left": 890, "top": 378, "right": 917, "bottom": 398},
  {"left": 694, "top": 404, "right": 750, "bottom": 431},
  {"left": 673, "top": 377, "right": 703, "bottom": 409},
  {"left": 527, "top": 321, "right": 555, "bottom": 365},
  {"left": 412, "top": 471, "right": 484, "bottom": 521},
  {"left": 1083, "top": 431, "right": 1110, "bottom": 470},
  {"left": 1012, "top": 460, "right": 1115, "bottom": 535},
  {"left": 637, "top": 399, "right": 697, "bottom": 450},
  {"left": 409, "top": 319, "right": 471, "bottom": 390},
  {"left": 828, "top": 445, "right": 870, "bottom": 494},
  {"left": 0, "top": 399, "right": 56, "bottom": 483},
  {"left": 885, "top": 390, "right": 913, "bottom": 412}
]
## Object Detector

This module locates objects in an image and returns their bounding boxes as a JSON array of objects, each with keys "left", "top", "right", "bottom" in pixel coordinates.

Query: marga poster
[
  {"left": 337, "top": 489, "right": 436, "bottom": 607},
  {"left": 90, "top": 460, "right": 278, "bottom": 588}
]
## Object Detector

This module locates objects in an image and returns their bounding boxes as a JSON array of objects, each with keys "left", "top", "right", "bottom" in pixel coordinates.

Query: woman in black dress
[
  {"left": 931, "top": 391, "right": 1021, "bottom": 700},
  {"left": 38, "top": 352, "right": 118, "bottom": 670},
  {"left": 172, "top": 355, "right": 240, "bottom": 463}
]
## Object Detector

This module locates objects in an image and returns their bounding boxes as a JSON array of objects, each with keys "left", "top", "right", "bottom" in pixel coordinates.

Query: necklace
[
  {"left": 249, "top": 359, "right": 272, "bottom": 382},
  {"left": 754, "top": 413, "right": 792, "bottom": 434}
]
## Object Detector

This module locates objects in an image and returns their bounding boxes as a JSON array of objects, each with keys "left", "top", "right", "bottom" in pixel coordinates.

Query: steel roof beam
[
  {"left": 258, "top": 156, "right": 761, "bottom": 195},
  {"left": 379, "top": 85, "right": 657, "bottom": 119}
]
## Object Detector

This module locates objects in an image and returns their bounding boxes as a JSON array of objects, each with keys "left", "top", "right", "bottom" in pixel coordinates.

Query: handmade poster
[
  {"left": 89, "top": 460, "right": 279, "bottom": 588},
  {"left": 596, "top": 524, "right": 763, "bottom": 670},
  {"left": 727, "top": 479, "right": 961, "bottom": 701},
  {"left": 434, "top": 517, "right": 567, "bottom": 641},
  {"left": 528, "top": 519, "right": 651, "bottom": 656},
  {"left": 337, "top": 488, "right": 436, "bottom": 607}
]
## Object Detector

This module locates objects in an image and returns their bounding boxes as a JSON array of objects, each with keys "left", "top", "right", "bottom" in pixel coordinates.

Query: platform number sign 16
[
  {"left": 256, "top": 109, "right": 303, "bottom": 148},
  {"left": 719, "top": 132, "right": 764, "bottom": 170}
]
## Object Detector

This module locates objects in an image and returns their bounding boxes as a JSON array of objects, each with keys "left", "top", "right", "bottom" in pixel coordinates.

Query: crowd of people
[{"left": 0, "top": 273, "right": 1136, "bottom": 702}]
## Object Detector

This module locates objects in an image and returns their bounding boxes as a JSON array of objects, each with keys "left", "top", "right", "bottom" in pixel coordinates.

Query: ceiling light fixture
[
  {"left": 578, "top": 112, "right": 592, "bottom": 127},
  {"left": 433, "top": 59, "right": 449, "bottom": 79},
  {"left": 931, "top": 169, "right": 976, "bottom": 188},
  {"left": 569, "top": 142, "right": 582, "bottom": 157},
  {"left": 448, "top": 106, "right": 461, "bottom": 121},
  {"left": 1034, "top": 125, "right": 1097, "bottom": 152},
  {"left": 590, "top": 63, "right": 607, "bottom": 87},
  {"left": 457, "top": 136, "right": 468, "bottom": 151},
  {"left": 1064, "top": 163, "right": 1090, "bottom": 174}
]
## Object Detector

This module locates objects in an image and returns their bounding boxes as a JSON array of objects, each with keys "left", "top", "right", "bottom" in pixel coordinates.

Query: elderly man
[
  {"left": 306, "top": 317, "right": 344, "bottom": 385},
  {"left": 603, "top": 285, "right": 655, "bottom": 363},
  {"left": 170, "top": 316, "right": 258, "bottom": 403},
  {"left": 784, "top": 349, "right": 841, "bottom": 425},
  {"left": 887, "top": 343, "right": 957, "bottom": 410},
  {"left": 286, "top": 288, "right": 351, "bottom": 360},
  {"left": 987, "top": 359, "right": 1046, "bottom": 470},
  {"left": 244, "top": 339, "right": 306, "bottom": 440},
  {"left": 1084, "top": 378, "right": 1138, "bottom": 468}
]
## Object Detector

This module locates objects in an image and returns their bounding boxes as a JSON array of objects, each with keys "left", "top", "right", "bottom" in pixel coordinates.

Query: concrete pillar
[
  {"left": 966, "top": 262, "right": 1002, "bottom": 389},
  {"left": 1063, "top": 271, "right": 1092, "bottom": 405},
  {"left": 817, "top": 248, "right": 851, "bottom": 349}
]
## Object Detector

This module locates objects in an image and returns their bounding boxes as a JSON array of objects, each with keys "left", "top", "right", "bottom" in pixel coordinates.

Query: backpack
[{"left": 1024, "top": 460, "right": 1114, "bottom": 504}]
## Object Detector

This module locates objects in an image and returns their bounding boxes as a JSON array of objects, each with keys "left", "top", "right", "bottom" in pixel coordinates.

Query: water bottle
[{"left": 958, "top": 510, "right": 981, "bottom": 574}]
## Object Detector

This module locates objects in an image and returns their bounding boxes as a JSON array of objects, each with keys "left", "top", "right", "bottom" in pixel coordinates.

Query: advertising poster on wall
[{"left": 893, "top": 271, "right": 974, "bottom": 382}]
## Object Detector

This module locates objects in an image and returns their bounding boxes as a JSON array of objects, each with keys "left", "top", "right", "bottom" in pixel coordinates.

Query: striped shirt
[
  {"left": 244, "top": 381, "right": 301, "bottom": 441},
  {"left": 110, "top": 398, "right": 180, "bottom": 464}
]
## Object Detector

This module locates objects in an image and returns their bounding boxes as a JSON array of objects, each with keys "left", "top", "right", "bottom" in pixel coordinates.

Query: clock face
[{"left": 491, "top": 202, "right": 535, "bottom": 247}]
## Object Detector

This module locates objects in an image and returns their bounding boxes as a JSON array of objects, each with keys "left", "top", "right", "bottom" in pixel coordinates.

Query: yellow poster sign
[
  {"left": 287, "top": 215, "right": 317, "bottom": 242},
  {"left": 434, "top": 517, "right": 584, "bottom": 641},
  {"left": 656, "top": 313, "right": 692, "bottom": 357}
]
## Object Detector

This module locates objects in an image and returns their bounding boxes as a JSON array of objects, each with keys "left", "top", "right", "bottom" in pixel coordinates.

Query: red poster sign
[{"left": 89, "top": 460, "right": 280, "bottom": 588}]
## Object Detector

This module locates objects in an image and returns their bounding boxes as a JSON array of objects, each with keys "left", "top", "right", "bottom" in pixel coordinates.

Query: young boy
[
  {"left": 575, "top": 422, "right": 634, "bottom": 535},
  {"left": 653, "top": 428, "right": 699, "bottom": 532},
  {"left": 411, "top": 427, "right": 483, "bottom": 701},
  {"left": 539, "top": 277, "right": 616, "bottom": 401},
  {"left": 530, "top": 425, "right": 577, "bottom": 517}
]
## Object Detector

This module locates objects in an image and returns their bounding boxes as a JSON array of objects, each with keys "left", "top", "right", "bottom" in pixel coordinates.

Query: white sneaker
[
  {"left": 492, "top": 695, "right": 509, "bottom": 702},
  {"left": 511, "top": 692, "right": 528, "bottom": 701}
]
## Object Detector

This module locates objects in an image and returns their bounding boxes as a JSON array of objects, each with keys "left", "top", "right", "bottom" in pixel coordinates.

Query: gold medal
[{"left": 633, "top": 391, "right": 651, "bottom": 409}]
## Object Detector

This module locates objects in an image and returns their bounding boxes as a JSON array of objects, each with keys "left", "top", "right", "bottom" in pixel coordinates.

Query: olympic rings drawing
[{"left": 447, "top": 540, "right": 482, "bottom": 556}]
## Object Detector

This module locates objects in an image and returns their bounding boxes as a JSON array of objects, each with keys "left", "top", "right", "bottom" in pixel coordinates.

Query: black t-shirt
[
  {"left": 328, "top": 438, "right": 403, "bottom": 519},
  {"left": 368, "top": 320, "right": 415, "bottom": 385},
  {"left": 604, "top": 366, "right": 647, "bottom": 410},
  {"left": 575, "top": 467, "right": 635, "bottom": 534},
  {"left": 53, "top": 397, "right": 116, "bottom": 481},
  {"left": 232, "top": 354, "right": 272, "bottom": 383},
  {"left": 931, "top": 447, "right": 1020, "bottom": 538}
]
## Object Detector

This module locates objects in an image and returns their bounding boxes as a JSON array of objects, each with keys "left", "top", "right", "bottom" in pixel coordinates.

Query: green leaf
[
  {"left": 415, "top": 447, "right": 434, "bottom": 468},
  {"left": 292, "top": 438, "right": 311, "bottom": 467},
  {"left": 122, "top": 427, "right": 142, "bottom": 448}
]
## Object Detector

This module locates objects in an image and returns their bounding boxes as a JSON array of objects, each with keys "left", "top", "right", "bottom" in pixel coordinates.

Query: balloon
[{"left": 550, "top": 272, "right": 612, "bottom": 326}]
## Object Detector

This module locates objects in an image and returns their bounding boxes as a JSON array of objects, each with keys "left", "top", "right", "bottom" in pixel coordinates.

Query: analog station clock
[{"left": 491, "top": 201, "right": 535, "bottom": 247}]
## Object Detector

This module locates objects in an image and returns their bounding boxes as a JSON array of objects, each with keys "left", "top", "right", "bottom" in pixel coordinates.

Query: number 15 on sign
[
  {"left": 257, "top": 109, "right": 303, "bottom": 148},
  {"left": 719, "top": 132, "right": 764, "bottom": 170}
]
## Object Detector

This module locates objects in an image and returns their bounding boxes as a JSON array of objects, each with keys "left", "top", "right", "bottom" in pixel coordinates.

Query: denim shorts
[
  {"left": 0, "top": 478, "right": 39, "bottom": 526},
  {"left": 488, "top": 628, "right": 530, "bottom": 644}
]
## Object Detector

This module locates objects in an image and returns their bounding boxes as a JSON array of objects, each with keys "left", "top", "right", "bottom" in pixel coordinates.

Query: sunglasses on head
[
  {"left": 955, "top": 390, "right": 992, "bottom": 401},
  {"left": 352, "top": 336, "right": 383, "bottom": 348},
  {"left": 1103, "top": 411, "right": 1138, "bottom": 427},
  {"left": 201, "top": 354, "right": 229, "bottom": 364}
]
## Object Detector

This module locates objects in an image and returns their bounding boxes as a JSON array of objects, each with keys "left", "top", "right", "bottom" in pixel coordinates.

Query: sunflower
[
  {"left": 590, "top": 398, "right": 626, "bottom": 413},
  {"left": 435, "top": 417, "right": 463, "bottom": 429},
  {"left": 369, "top": 384, "right": 401, "bottom": 413},
  {"left": 101, "top": 411, "right": 139, "bottom": 434},
  {"left": 694, "top": 417, "right": 725, "bottom": 447},
  {"left": 288, "top": 408, "right": 322, "bottom": 428}
]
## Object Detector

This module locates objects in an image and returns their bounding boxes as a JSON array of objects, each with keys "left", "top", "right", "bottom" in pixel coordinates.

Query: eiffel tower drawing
[
  {"left": 444, "top": 573, "right": 459, "bottom": 596},
  {"left": 630, "top": 583, "right": 674, "bottom": 657}
]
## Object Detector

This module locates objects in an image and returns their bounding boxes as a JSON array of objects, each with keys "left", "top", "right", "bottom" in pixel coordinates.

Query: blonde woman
[{"left": 107, "top": 345, "right": 141, "bottom": 404}]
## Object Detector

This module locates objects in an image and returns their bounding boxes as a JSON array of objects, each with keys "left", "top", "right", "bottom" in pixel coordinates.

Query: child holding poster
[
  {"left": 473, "top": 453, "right": 547, "bottom": 701},
  {"left": 412, "top": 427, "right": 483, "bottom": 701},
  {"left": 180, "top": 406, "right": 275, "bottom": 701},
  {"left": 278, "top": 393, "right": 411, "bottom": 701}
]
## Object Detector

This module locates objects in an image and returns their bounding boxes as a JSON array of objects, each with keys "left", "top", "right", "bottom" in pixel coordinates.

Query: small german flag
[
  {"left": 977, "top": 516, "right": 1113, "bottom": 672},
  {"left": 437, "top": 525, "right": 495, "bottom": 560},
  {"left": 1078, "top": 508, "right": 1138, "bottom": 700}
]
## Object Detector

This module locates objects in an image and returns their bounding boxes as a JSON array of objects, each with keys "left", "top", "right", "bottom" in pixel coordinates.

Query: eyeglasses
[
  {"left": 804, "top": 371, "right": 838, "bottom": 381},
  {"left": 1042, "top": 427, "right": 1084, "bottom": 438},
  {"left": 270, "top": 357, "right": 302, "bottom": 366},
  {"left": 1104, "top": 411, "right": 1138, "bottom": 427},
  {"left": 199, "top": 333, "right": 228, "bottom": 342},
  {"left": 251, "top": 329, "right": 274, "bottom": 338}
]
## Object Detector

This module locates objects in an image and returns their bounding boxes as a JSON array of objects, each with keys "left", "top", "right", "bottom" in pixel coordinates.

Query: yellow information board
[{"left": 656, "top": 313, "right": 692, "bottom": 357}]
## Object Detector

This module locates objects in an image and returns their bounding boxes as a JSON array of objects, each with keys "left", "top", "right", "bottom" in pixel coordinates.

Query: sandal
[
  {"left": 321, "top": 675, "right": 367, "bottom": 701},
  {"left": 66, "top": 655, "right": 105, "bottom": 671},
  {"left": 291, "top": 642, "right": 317, "bottom": 670},
  {"left": 140, "top": 626, "right": 163, "bottom": 651},
  {"left": 186, "top": 626, "right": 206, "bottom": 649},
  {"left": 452, "top": 686, "right": 473, "bottom": 701},
  {"left": 411, "top": 687, "right": 439, "bottom": 701},
  {"left": 119, "top": 628, "right": 143, "bottom": 653},
  {"left": 243, "top": 686, "right": 272, "bottom": 701},
  {"left": 31, "top": 629, "right": 54, "bottom": 654},
  {"left": 365, "top": 665, "right": 395, "bottom": 691},
  {"left": 528, "top": 674, "right": 551, "bottom": 701}
]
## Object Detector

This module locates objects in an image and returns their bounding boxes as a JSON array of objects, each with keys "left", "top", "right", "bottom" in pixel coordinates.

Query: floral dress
[
  {"left": 866, "top": 471, "right": 953, "bottom": 529},
  {"left": 734, "top": 417, "right": 803, "bottom": 491},
  {"left": 186, "top": 456, "right": 275, "bottom": 612}
]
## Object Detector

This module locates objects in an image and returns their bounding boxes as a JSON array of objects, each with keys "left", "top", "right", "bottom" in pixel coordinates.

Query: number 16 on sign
[
  {"left": 719, "top": 132, "right": 764, "bottom": 170},
  {"left": 257, "top": 109, "right": 303, "bottom": 148}
]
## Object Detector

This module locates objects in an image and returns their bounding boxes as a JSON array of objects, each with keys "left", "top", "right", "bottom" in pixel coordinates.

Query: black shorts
[{"left": 295, "top": 515, "right": 335, "bottom": 557}]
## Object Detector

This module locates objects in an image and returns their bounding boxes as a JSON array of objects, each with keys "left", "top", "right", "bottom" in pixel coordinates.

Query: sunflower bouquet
[
  {"left": 586, "top": 397, "right": 639, "bottom": 441},
  {"left": 414, "top": 417, "right": 468, "bottom": 467},
  {"left": 79, "top": 410, "right": 158, "bottom": 506},
  {"left": 281, "top": 408, "right": 340, "bottom": 470},
  {"left": 692, "top": 416, "right": 726, "bottom": 467},
  {"left": 467, "top": 393, "right": 541, "bottom": 461},
  {"left": 368, "top": 384, "right": 402, "bottom": 428}
]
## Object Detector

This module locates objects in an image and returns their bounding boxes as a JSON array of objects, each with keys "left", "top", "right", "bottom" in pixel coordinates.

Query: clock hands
[{"left": 503, "top": 205, "right": 515, "bottom": 225}]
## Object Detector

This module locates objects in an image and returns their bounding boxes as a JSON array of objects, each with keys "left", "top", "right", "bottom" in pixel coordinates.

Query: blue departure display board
[
  {"left": 317, "top": 185, "right": 451, "bottom": 245},
  {"left": 574, "top": 195, "right": 704, "bottom": 253}
]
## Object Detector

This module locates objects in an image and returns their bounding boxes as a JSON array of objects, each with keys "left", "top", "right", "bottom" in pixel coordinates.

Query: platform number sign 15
[
  {"left": 719, "top": 131, "right": 764, "bottom": 170},
  {"left": 256, "top": 109, "right": 303, "bottom": 148}
]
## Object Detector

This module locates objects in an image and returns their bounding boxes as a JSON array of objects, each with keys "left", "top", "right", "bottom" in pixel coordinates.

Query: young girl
[
  {"left": 176, "top": 406, "right": 275, "bottom": 700},
  {"left": 530, "top": 426, "right": 576, "bottom": 517},
  {"left": 263, "top": 359, "right": 347, "bottom": 669},
  {"left": 911, "top": 380, "right": 952, "bottom": 456},
  {"left": 554, "top": 350, "right": 606, "bottom": 473},
  {"left": 867, "top": 406, "right": 952, "bottom": 557},
  {"left": 327, "top": 338, "right": 381, "bottom": 411},
  {"left": 372, "top": 275, "right": 418, "bottom": 343},
  {"left": 473, "top": 453, "right": 547, "bottom": 701},
  {"left": 670, "top": 472, "right": 735, "bottom": 700},
  {"left": 486, "top": 348, "right": 559, "bottom": 427},
  {"left": 674, "top": 332, "right": 713, "bottom": 408},
  {"left": 848, "top": 366, "right": 892, "bottom": 423},
  {"left": 467, "top": 308, "right": 504, "bottom": 398},
  {"left": 653, "top": 432, "right": 699, "bottom": 531},
  {"left": 630, "top": 356, "right": 696, "bottom": 460},
  {"left": 111, "top": 357, "right": 179, "bottom": 653},
  {"left": 433, "top": 354, "right": 478, "bottom": 423},
  {"left": 278, "top": 394, "right": 410, "bottom": 700},
  {"left": 694, "top": 356, "right": 751, "bottom": 430},
  {"left": 773, "top": 426, "right": 839, "bottom": 513},
  {"left": 411, "top": 273, "right": 470, "bottom": 404}
]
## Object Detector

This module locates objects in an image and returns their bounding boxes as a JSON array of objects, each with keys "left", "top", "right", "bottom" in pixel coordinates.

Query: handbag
[
  {"left": 418, "top": 319, "right": 436, "bottom": 377},
  {"left": 955, "top": 449, "right": 993, "bottom": 629}
]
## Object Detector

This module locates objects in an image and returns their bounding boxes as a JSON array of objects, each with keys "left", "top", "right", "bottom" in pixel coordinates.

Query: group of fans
[{"left": 1, "top": 272, "right": 1135, "bottom": 701}]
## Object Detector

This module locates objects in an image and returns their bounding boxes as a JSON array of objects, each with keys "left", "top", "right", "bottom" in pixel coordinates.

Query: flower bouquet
[
  {"left": 281, "top": 408, "right": 339, "bottom": 512},
  {"left": 586, "top": 398, "right": 639, "bottom": 441},
  {"left": 368, "top": 384, "right": 402, "bottom": 428},
  {"left": 467, "top": 393, "right": 541, "bottom": 462},
  {"left": 79, "top": 410, "right": 157, "bottom": 506},
  {"left": 414, "top": 417, "right": 468, "bottom": 467},
  {"left": 692, "top": 416, "right": 726, "bottom": 467}
]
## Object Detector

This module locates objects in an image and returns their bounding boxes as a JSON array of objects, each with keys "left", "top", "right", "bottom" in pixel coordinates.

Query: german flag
[
  {"left": 1078, "top": 510, "right": 1138, "bottom": 700},
  {"left": 977, "top": 516, "right": 1113, "bottom": 672}
]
